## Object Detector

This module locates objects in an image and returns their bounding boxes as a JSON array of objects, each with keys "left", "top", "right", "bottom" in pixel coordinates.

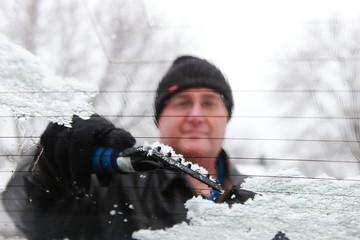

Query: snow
[
  {"left": 109, "top": 210, "right": 116, "bottom": 216},
  {"left": 143, "top": 141, "right": 184, "bottom": 160},
  {"left": 133, "top": 169, "right": 360, "bottom": 240},
  {"left": 143, "top": 141, "right": 211, "bottom": 176},
  {"left": 0, "top": 34, "right": 96, "bottom": 126}
]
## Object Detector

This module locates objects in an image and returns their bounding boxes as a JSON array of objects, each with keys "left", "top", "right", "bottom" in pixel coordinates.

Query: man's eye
[
  {"left": 176, "top": 101, "right": 191, "bottom": 107},
  {"left": 203, "top": 101, "right": 215, "bottom": 107}
]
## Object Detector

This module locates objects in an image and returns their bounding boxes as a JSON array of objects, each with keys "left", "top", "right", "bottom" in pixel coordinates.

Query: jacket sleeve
[{"left": 1, "top": 146, "right": 79, "bottom": 239}]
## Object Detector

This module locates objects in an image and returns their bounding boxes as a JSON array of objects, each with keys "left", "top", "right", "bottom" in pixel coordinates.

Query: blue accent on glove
[{"left": 93, "top": 147, "right": 121, "bottom": 174}]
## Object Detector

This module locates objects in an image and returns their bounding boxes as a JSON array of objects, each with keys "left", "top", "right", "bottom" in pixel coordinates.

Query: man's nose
[{"left": 187, "top": 103, "right": 205, "bottom": 124}]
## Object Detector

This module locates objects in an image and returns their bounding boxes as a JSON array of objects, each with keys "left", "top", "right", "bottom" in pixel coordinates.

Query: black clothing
[
  {"left": 39, "top": 114, "right": 136, "bottom": 198},
  {"left": 2, "top": 148, "right": 255, "bottom": 240}
]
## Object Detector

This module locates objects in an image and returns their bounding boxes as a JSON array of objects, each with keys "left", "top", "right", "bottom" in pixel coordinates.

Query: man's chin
[{"left": 180, "top": 146, "right": 208, "bottom": 158}]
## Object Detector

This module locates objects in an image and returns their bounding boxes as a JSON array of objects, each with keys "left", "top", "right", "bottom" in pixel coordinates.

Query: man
[{"left": 2, "top": 56, "right": 255, "bottom": 239}]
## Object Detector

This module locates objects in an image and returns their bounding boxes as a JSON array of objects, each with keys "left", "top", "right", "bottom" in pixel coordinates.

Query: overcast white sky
[
  {"left": 145, "top": 0, "right": 360, "bottom": 61},
  {"left": 141, "top": 0, "right": 360, "bottom": 103}
]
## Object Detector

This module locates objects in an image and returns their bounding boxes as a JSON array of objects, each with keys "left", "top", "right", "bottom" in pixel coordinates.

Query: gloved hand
[
  {"left": 39, "top": 114, "right": 136, "bottom": 197},
  {"left": 93, "top": 146, "right": 163, "bottom": 174}
]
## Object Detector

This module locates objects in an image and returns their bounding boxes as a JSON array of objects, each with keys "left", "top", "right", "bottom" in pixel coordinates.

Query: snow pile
[
  {"left": 0, "top": 34, "right": 96, "bottom": 126},
  {"left": 133, "top": 169, "right": 360, "bottom": 240},
  {"left": 143, "top": 141, "right": 210, "bottom": 176}
]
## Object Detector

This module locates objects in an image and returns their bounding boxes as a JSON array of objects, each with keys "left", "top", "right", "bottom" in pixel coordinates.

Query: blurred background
[{"left": 1, "top": 0, "right": 360, "bottom": 185}]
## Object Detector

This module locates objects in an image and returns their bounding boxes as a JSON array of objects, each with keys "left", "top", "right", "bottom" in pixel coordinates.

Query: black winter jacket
[{"left": 2, "top": 147, "right": 255, "bottom": 240}]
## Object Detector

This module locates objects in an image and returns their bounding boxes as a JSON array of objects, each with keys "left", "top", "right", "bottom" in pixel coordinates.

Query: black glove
[
  {"left": 271, "top": 231, "right": 290, "bottom": 240},
  {"left": 39, "top": 114, "right": 136, "bottom": 197}
]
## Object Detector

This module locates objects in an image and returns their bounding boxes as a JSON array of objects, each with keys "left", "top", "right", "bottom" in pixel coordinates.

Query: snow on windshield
[
  {"left": 133, "top": 169, "right": 360, "bottom": 240},
  {"left": 0, "top": 34, "right": 96, "bottom": 127}
]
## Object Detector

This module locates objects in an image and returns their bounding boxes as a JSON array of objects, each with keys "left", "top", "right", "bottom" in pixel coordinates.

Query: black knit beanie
[{"left": 154, "top": 55, "right": 234, "bottom": 125}]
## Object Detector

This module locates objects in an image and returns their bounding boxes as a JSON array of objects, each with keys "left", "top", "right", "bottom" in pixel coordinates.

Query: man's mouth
[{"left": 182, "top": 131, "right": 208, "bottom": 138}]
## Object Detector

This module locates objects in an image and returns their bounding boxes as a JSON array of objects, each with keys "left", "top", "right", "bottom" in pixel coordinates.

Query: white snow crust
[
  {"left": 133, "top": 169, "right": 360, "bottom": 240},
  {"left": 0, "top": 34, "right": 96, "bottom": 126},
  {"left": 143, "top": 141, "right": 210, "bottom": 176}
]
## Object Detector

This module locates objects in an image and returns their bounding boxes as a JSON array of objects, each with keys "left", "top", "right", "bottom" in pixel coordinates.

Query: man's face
[{"left": 157, "top": 88, "right": 229, "bottom": 158}]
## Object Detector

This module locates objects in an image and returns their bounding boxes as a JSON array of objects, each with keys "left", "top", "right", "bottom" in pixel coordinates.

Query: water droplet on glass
[
  {"left": 123, "top": 218, "right": 128, "bottom": 222},
  {"left": 109, "top": 210, "right": 116, "bottom": 216},
  {"left": 140, "top": 174, "right": 146, "bottom": 179},
  {"left": 129, "top": 204, "right": 134, "bottom": 209},
  {"left": 28, "top": 198, "right": 32, "bottom": 203},
  {"left": 113, "top": 204, "right": 118, "bottom": 208}
]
